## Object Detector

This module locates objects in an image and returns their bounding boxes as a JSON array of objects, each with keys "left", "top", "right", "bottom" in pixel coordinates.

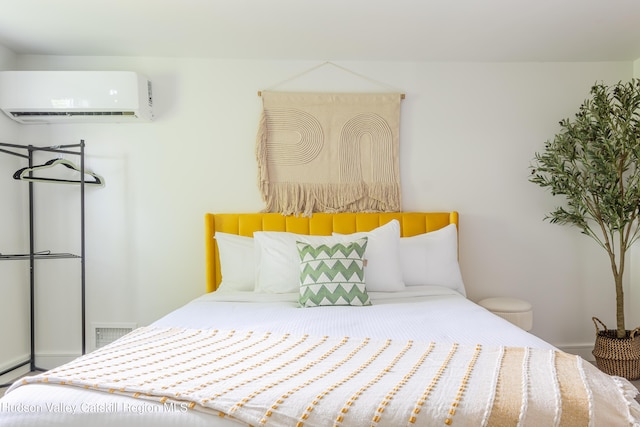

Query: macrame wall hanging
[{"left": 256, "top": 62, "right": 404, "bottom": 217}]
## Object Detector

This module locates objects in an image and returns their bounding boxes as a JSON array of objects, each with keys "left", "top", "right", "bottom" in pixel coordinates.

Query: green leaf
[{"left": 529, "top": 79, "right": 640, "bottom": 337}]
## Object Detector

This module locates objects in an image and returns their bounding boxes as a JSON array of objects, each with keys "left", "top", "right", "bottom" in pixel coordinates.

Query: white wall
[
  {"left": 630, "top": 60, "right": 640, "bottom": 333},
  {"left": 0, "top": 45, "right": 30, "bottom": 380},
  {"left": 1, "top": 53, "right": 634, "bottom": 366}
]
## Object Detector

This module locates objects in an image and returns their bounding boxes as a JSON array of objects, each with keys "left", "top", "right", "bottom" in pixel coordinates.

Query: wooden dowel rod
[{"left": 258, "top": 91, "right": 405, "bottom": 99}]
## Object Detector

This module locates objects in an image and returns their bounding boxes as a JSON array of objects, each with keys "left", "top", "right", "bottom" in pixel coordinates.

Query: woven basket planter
[{"left": 592, "top": 317, "right": 640, "bottom": 380}]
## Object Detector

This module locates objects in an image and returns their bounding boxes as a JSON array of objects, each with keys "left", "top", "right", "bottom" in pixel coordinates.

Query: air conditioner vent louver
[
  {"left": 11, "top": 111, "right": 136, "bottom": 117},
  {"left": 0, "top": 71, "right": 153, "bottom": 124},
  {"left": 11, "top": 111, "right": 138, "bottom": 117}
]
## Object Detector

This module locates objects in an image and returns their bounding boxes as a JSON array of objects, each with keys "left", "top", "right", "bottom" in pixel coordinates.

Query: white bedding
[
  {"left": 154, "top": 287, "right": 554, "bottom": 349},
  {"left": 0, "top": 287, "right": 637, "bottom": 427}
]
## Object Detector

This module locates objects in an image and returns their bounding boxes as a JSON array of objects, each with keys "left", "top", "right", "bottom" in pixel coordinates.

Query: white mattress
[{"left": 0, "top": 287, "right": 632, "bottom": 427}]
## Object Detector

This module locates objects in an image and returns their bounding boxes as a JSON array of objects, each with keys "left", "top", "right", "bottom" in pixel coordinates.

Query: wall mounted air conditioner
[{"left": 0, "top": 71, "right": 153, "bottom": 124}]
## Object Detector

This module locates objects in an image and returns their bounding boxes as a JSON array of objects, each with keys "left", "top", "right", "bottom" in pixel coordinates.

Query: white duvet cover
[
  {"left": 155, "top": 287, "right": 553, "bottom": 349},
  {"left": 0, "top": 287, "right": 637, "bottom": 427}
]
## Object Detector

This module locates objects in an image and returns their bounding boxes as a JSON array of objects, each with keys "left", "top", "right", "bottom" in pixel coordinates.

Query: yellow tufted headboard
[{"left": 204, "top": 212, "right": 458, "bottom": 292}]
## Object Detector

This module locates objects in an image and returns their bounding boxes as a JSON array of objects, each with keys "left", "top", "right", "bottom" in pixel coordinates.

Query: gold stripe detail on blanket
[
  {"left": 556, "top": 351, "right": 590, "bottom": 426},
  {"left": 486, "top": 347, "right": 526, "bottom": 426},
  {"left": 256, "top": 92, "right": 402, "bottom": 216},
  {"left": 7, "top": 326, "right": 637, "bottom": 427}
]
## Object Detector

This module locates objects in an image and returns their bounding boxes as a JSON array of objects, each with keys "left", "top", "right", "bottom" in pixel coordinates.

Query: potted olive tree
[{"left": 530, "top": 79, "right": 640, "bottom": 380}]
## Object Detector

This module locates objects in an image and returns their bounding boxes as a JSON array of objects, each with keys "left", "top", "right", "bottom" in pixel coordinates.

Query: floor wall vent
[{"left": 91, "top": 323, "right": 137, "bottom": 350}]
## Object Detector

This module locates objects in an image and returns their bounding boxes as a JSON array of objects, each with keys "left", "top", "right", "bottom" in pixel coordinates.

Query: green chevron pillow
[{"left": 296, "top": 237, "right": 371, "bottom": 307}]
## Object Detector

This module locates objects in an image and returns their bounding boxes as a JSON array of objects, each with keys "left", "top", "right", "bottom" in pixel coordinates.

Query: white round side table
[{"left": 477, "top": 297, "right": 533, "bottom": 331}]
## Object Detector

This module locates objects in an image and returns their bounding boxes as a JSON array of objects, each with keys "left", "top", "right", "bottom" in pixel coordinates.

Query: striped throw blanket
[{"left": 9, "top": 326, "right": 640, "bottom": 426}]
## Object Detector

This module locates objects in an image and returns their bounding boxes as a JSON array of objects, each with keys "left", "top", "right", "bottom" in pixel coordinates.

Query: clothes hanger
[{"left": 13, "top": 158, "right": 105, "bottom": 186}]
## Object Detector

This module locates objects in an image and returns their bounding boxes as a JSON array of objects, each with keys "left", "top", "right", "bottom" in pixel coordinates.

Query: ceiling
[{"left": 1, "top": 0, "right": 640, "bottom": 62}]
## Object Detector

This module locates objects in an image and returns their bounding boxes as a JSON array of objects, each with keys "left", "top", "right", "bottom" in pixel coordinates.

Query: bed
[{"left": 0, "top": 211, "right": 638, "bottom": 427}]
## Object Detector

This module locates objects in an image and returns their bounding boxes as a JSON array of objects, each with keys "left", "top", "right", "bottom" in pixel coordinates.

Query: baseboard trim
[
  {"left": 0, "top": 355, "right": 31, "bottom": 386},
  {"left": 557, "top": 343, "right": 595, "bottom": 361},
  {"left": 0, "top": 354, "right": 82, "bottom": 387},
  {"left": 34, "top": 354, "right": 80, "bottom": 370}
]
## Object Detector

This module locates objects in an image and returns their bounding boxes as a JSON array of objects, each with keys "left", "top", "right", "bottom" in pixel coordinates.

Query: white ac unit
[{"left": 0, "top": 71, "right": 153, "bottom": 124}]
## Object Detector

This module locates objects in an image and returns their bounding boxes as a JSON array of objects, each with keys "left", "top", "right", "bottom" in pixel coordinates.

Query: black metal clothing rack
[{"left": 0, "top": 140, "right": 87, "bottom": 382}]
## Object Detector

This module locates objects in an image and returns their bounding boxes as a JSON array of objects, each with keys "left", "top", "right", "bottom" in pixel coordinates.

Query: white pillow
[
  {"left": 331, "top": 219, "right": 405, "bottom": 292},
  {"left": 254, "top": 232, "right": 351, "bottom": 293},
  {"left": 399, "top": 224, "right": 466, "bottom": 295},
  {"left": 214, "top": 232, "right": 255, "bottom": 292}
]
